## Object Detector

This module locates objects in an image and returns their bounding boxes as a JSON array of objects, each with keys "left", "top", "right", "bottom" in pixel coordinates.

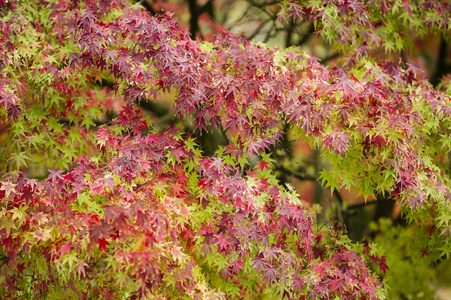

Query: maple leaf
[
  {"left": 112, "top": 210, "right": 129, "bottom": 228},
  {"left": 257, "top": 159, "right": 271, "bottom": 171},
  {"left": 19, "top": 189, "right": 34, "bottom": 204},
  {"left": 229, "top": 260, "right": 244, "bottom": 274},
  {"left": 0, "top": 93, "right": 16, "bottom": 108},
  {"left": 47, "top": 170, "right": 64, "bottom": 183},
  {"left": 60, "top": 242, "right": 73, "bottom": 256},
  {"left": 379, "top": 256, "right": 388, "bottom": 275},
  {"left": 408, "top": 195, "right": 425, "bottom": 210},
  {"left": 89, "top": 222, "right": 112, "bottom": 243},
  {"left": 401, "top": 1, "right": 413, "bottom": 18},
  {"left": 0, "top": 180, "right": 16, "bottom": 198},
  {"left": 262, "top": 265, "right": 278, "bottom": 287},
  {"left": 251, "top": 254, "right": 267, "bottom": 273},
  {"left": 98, "top": 237, "right": 110, "bottom": 252},
  {"left": 152, "top": 212, "right": 166, "bottom": 236},
  {"left": 287, "top": 3, "right": 304, "bottom": 22},
  {"left": 332, "top": 77, "right": 358, "bottom": 98},
  {"left": 32, "top": 230, "right": 51, "bottom": 241},
  {"left": 136, "top": 210, "right": 150, "bottom": 230},
  {"left": 105, "top": 50, "right": 118, "bottom": 61},
  {"left": 337, "top": 1, "right": 353, "bottom": 17},
  {"left": 169, "top": 147, "right": 185, "bottom": 163},
  {"left": 75, "top": 260, "right": 89, "bottom": 279},
  {"left": 199, "top": 225, "right": 215, "bottom": 245},
  {"left": 7, "top": 104, "right": 22, "bottom": 122},
  {"left": 181, "top": 229, "right": 194, "bottom": 241},
  {"left": 43, "top": 182, "right": 58, "bottom": 201},
  {"left": 291, "top": 275, "right": 304, "bottom": 293},
  {"left": 215, "top": 233, "right": 229, "bottom": 252}
]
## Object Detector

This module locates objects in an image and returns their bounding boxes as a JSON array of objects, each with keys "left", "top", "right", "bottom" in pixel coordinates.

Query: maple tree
[{"left": 1, "top": 0, "right": 451, "bottom": 299}]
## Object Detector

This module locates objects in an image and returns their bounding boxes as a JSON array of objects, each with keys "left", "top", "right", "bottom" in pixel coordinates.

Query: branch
[
  {"left": 227, "top": 4, "right": 254, "bottom": 31},
  {"left": 247, "top": 19, "right": 272, "bottom": 40},
  {"left": 274, "top": 165, "right": 317, "bottom": 182},
  {"left": 372, "top": 192, "right": 395, "bottom": 221},
  {"left": 285, "top": 19, "right": 294, "bottom": 47},
  {"left": 136, "top": 0, "right": 157, "bottom": 15},
  {"left": 296, "top": 23, "right": 315, "bottom": 46},
  {"left": 136, "top": 99, "right": 170, "bottom": 118},
  {"left": 199, "top": 0, "right": 214, "bottom": 18},
  {"left": 57, "top": 110, "right": 116, "bottom": 128},
  {"left": 92, "top": 80, "right": 174, "bottom": 123},
  {"left": 430, "top": 34, "right": 451, "bottom": 86},
  {"left": 246, "top": 0, "right": 282, "bottom": 7},
  {"left": 188, "top": 0, "right": 200, "bottom": 39},
  {"left": 346, "top": 199, "right": 378, "bottom": 210}
]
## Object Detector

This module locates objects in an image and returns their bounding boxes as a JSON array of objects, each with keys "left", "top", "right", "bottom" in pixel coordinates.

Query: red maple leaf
[
  {"left": 98, "top": 237, "right": 110, "bottom": 252},
  {"left": 262, "top": 265, "right": 278, "bottom": 287},
  {"left": 215, "top": 233, "right": 229, "bottom": 252},
  {"left": 89, "top": 222, "right": 112, "bottom": 243},
  {"left": 7, "top": 104, "right": 22, "bottom": 122},
  {"left": 60, "top": 242, "right": 73, "bottom": 255},
  {"left": 251, "top": 254, "right": 267, "bottom": 273}
]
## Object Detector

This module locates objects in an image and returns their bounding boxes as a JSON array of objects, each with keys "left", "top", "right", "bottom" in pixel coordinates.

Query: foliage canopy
[{"left": 1, "top": 0, "right": 451, "bottom": 299}]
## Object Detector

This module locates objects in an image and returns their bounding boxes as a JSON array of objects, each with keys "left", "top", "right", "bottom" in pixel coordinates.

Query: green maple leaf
[
  {"left": 81, "top": 117, "right": 96, "bottom": 130},
  {"left": 45, "top": 55, "right": 57, "bottom": 65},
  {"left": 47, "top": 117, "right": 64, "bottom": 132},
  {"left": 10, "top": 151, "right": 30, "bottom": 169},
  {"left": 115, "top": 272, "right": 133, "bottom": 288},
  {"left": 62, "top": 252, "right": 78, "bottom": 271},
  {"left": 10, "top": 206, "right": 27, "bottom": 223},
  {"left": 384, "top": 40, "right": 395, "bottom": 53}
]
